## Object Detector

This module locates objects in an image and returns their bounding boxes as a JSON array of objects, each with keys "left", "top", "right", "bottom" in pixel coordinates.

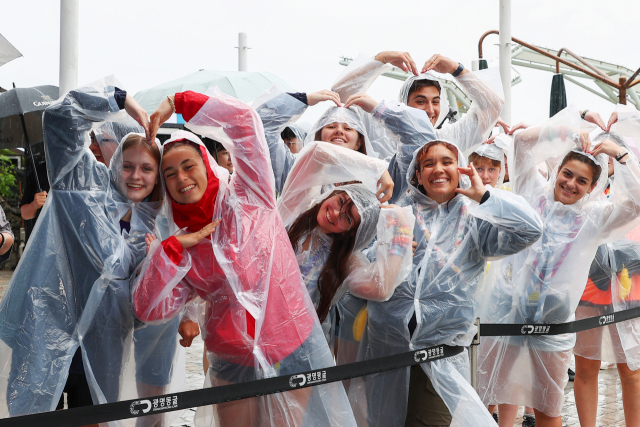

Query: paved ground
[{"left": 0, "top": 270, "right": 628, "bottom": 426}]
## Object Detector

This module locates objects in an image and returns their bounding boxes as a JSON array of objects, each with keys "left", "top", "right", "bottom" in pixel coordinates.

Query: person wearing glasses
[{"left": 277, "top": 140, "right": 415, "bottom": 365}]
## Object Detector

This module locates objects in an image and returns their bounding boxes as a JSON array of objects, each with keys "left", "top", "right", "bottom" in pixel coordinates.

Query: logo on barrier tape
[
  {"left": 130, "top": 400, "right": 151, "bottom": 415},
  {"left": 520, "top": 325, "right": 550, "bottom": 335},
  {"left": 289, "top": 370, "right": 327, "bottom": 388},
  {"left": 414, "top": 346, "right": 444, "bottom": 362},
  {"left": 130, "top": 396, "right": 179, "bottom": 415},
  {"left": 599, "top": 314, "right": 615, "bottom": 325}
]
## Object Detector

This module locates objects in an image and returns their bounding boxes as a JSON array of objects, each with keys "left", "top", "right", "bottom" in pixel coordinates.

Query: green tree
[{"left": 0, "top": 155, "right": 16, "bottom": 199}]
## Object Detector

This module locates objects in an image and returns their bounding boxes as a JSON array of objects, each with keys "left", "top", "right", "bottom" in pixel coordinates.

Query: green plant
[{"left": 0, "top": 155, "right": 16, "bottom": 199}]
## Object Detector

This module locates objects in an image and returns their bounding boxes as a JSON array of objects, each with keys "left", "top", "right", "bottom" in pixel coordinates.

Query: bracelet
[
  {"left": 615, "top": 151, "right": 629, "bottom": 162},
  {"left": 581, "top": 110, "right": 589, "bottom": 120},
  {"left": 167, "top": 96, "right": 176, "bottom": 113}
]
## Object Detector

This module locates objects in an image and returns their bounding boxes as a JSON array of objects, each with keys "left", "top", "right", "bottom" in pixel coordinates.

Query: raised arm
[
  {"left": 344, "top": 205, "right": 415, "bottom": 301},
  {"left": 44, "top": 79, "right": 149, "bottom": 190},
  {"left": 179, "top": 89, "right": 277, "bottom": 208},
  {"left": 370, "top": 100, "right": 437, "bottom": 198},
  {"left": 436, "top": 70, "right": 504, "bottom": 152},
  {"left": 596, "top": 136, "right": 640, "bottom": 243},
  {"left": 277, "top": 141, "right": 388, "bottom": 227},
  {"left": 510, "top": 106, "right": 583, "bottom": 203},
  {"left": 331, "top": 53, "right": 396, "bottom": 103},
  {"left": 253, "top": 86, "right": 308, "bottom": 193},
  {"left": 44, "top": 82, "right": 122, "bottom": 189}
]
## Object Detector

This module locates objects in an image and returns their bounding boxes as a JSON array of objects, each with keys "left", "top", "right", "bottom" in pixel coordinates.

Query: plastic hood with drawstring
[
  {"left": 253, "top": 85, "right": 391, "bottom": 194},
  {"left": 477, "top": 104, "right": 640, "bottom": 416},
  {"left": 347, "top": 127, "right": 543, "bottom": 426},
  {"left": 331, "top": 53, "right": 504, "bottom": 167},
  {"left": 277, "top": 141, "right": 415, "bottom": 358},
  {"left": 131, "top": 89, "right": 359, "bottom": 426},
  {"left": 0, "top": 78, "right": 163, "bottom": 421}
]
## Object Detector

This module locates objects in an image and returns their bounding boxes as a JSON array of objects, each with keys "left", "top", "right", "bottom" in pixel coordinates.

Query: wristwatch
[{"left": 452, "top": 62, "right": 464, "bottom": 77}]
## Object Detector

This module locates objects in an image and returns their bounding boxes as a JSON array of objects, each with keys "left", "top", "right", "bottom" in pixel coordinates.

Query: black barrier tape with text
[{"left": 0, "top": 344, "right": 463, "bottom": 427}]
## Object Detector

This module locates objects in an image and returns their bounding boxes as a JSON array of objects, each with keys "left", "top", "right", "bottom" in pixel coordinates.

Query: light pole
[
  {"left": 498, "top": 0, "right": 512, "bottom": 123},
  {"left": 59, "top": 0, "right": 79, "bottom": 96}
]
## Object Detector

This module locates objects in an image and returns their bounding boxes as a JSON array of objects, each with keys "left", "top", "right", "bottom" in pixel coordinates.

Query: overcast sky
[{"left": 1, "top": 0, "right": 638, "bottom": 126}]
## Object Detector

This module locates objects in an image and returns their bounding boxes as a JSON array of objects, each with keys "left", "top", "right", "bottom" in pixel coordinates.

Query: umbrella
[
  {"left": 0, "top": 33, "right": 22, "bottom": 68},
  {"left": 0, "top": 85, "right": 59, "bottom": 150},
  {"left": 134, "top": 70, "right": 295, "bottom": 113},
  {"left": 0, "top": 85, "right": 59, "bottom": 191}
]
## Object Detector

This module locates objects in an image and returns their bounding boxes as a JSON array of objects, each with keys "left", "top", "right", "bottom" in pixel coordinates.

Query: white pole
[
  {"left": 238, "top": 32, "right": 248, "bottom": 72},
  {"left": 59, "top": 0, "right": 79, "bottom": 96},
  {"left": 499, "top": 0, "right": 512, "bottom": 123}
]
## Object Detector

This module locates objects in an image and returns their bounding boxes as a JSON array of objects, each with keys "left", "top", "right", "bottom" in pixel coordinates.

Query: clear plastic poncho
[
  {"left": 0, "top": 78, "right": 173, "bottom": 425},
  {"left": 253, "top": 86, "right": 391, "bottom": 195},
  {"left": 331, "top": 53, "right": 504, "bottom": 156},
  {"left": 574, "top": 236, "right": 640, "bottom": 370},
  {"left": 574, "top": 127, "right": 640, "bottom": 370},
  {"left": 93, "top": 119, "right": 145, "bottom": 167},
  {"left": 287, "top": 121, "right": 311, "bottom": 144},
  {"left": 477, "top": 105, "right": 640, "bottom": 416},
  {"left": 347, "top": 123, "right": 543, "bottom": 426},
  {"left": 277, "top": 141, "right": 415, "bottom": 364},
  {"left": 131, "top": 89, "right": 358, "bottom": 427}
]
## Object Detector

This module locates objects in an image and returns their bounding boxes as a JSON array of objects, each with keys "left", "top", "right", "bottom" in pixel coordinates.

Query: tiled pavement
[{"left": 0, "top": 271, "right": 629, "bottom": 426}]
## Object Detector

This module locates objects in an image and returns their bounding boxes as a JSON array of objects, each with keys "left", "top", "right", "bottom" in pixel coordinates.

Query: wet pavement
[{"left": 0, "top": 271, "right": 628, "bottom": 426}]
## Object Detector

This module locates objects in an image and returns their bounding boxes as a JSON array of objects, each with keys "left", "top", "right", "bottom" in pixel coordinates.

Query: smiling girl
[
  {"left": 477, "top": 106, "right": 640, "bottom": 427},
  {"left": 346, "top": 95, "right": 543, "bottom": 427},
  {"left": 133, "top": 90, "right": 358, "bottom": 427},
  {"left": 254, "top": 87, "right": 395, "bottom": 199},
  {"left": 0, "top": 79, "right": 168, "bottom": 422},
  {"left": 277, "top": 141, "right": 415, "bottom": 366}
]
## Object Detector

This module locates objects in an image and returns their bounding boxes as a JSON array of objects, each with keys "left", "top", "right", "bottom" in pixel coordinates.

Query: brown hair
[
  {"left": 122, "top": 134, "right": 163, "bottom": 202},
  {"left": 411, "top": 141, "right": 459, "bottom": 192},
  {"left": 163, "top": 138, "right": 204, "bottom": 158},
  {"left": 558, "top": 151, "right": 602, "bottom": 185},
  {"left": 287, "top": 190, "right": 357, "bottom": 322},
  {"left": 407, "top": 79, "right": 441, "bottom": 99},
  {"left": 315, "top": 128, "right": 367, "bottom": 155},
  {"left": 468, "top": 152, "right": 501, "bottom": 167}
]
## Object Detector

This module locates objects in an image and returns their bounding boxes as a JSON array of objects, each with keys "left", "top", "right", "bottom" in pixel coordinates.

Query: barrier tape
[
  {"left": 480, "top": 305, "right": 640, "bottom": 336},
  {"left": 4, "top": 305, "right": 640, "bottom": 427},
  {"left": 0, "top": 344, "right": 464, "bottom": 427}
]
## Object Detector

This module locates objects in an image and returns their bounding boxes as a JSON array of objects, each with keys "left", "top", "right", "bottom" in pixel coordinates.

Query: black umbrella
[{"left": 0, "top": 85, "right": 59, "bottom": 192}]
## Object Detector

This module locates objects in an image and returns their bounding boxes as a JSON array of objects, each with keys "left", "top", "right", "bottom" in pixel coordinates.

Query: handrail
[
  {"left": 556, "top": 47, "right": 610, "bottom": 80},
  {"left": 478, "top": 30, "right": 620, "bottom": 88}
]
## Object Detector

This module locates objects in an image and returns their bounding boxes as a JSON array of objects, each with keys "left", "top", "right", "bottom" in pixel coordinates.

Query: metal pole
[
  {"left": 470, "top": 318, "right": 480, "bottom": 391},
  {"left": 59, "top": 0, "right": 79, "bottom": 96},
  {"left": 19, "top": 115, "right": 41, "bottom": 194},
  {"left": 238, "top": 32, "right": 248, "bottom": 72},
  {"left": 499, "top": 0, "right": 512, "bottom": 124},
  {"left": 620, "top": 77, "right": 627, "bottom": 105}
]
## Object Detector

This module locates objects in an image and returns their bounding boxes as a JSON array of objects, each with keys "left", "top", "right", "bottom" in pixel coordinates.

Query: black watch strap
[{"left": 452, "top": 62, "right": 464, "bottom": 77}]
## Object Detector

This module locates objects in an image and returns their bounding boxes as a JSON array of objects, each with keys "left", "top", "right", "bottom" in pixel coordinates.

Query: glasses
[
  {"left": 90, "top": 133, "right": 117, "bottom": 146},
  {"left": 330, "top": 195, "right": 356, "bottom": 230}
]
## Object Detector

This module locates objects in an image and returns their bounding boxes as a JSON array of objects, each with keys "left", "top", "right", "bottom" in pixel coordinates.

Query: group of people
[{"left": 0, "top": 49, "right": 639, "bottom": 427}]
